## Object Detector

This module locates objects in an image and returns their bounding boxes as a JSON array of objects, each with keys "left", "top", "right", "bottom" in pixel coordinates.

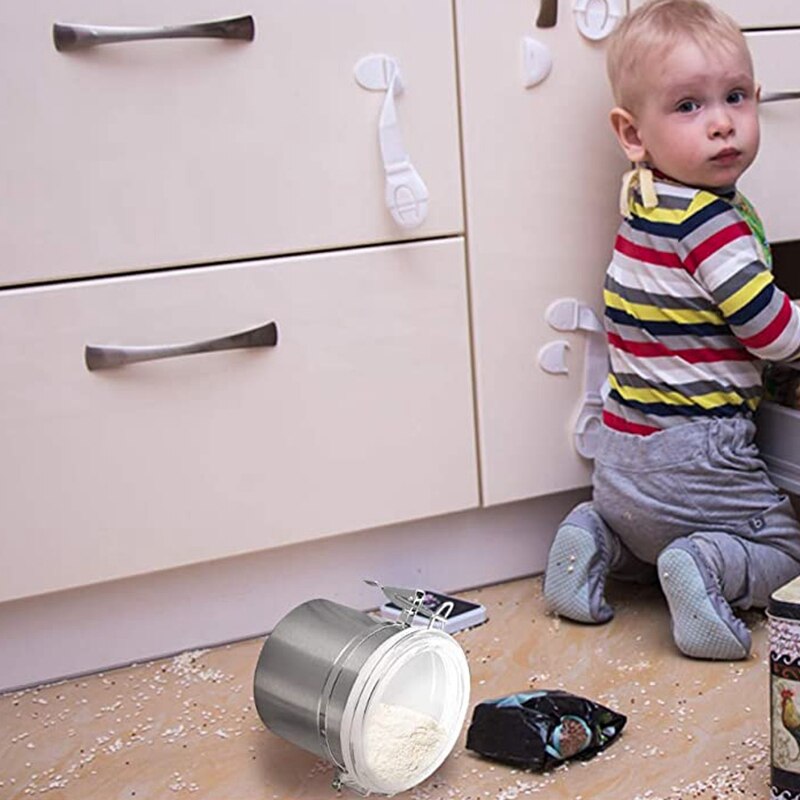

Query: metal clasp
[{"left": 365, "top": 579, "right": 454, "bottom": 629}]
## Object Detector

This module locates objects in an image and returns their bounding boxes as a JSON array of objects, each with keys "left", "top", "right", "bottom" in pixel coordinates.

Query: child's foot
[
  {"left": 657, "top": 543, "right": 751, "bottom": 661},
  {"left": 543, "top": 503, "right": 613, "bottom": 623}
]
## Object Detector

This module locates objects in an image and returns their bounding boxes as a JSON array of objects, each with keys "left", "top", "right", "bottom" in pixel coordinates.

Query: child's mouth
[{"left": 711, "top": 148, "right": 741, "bottom": 165}]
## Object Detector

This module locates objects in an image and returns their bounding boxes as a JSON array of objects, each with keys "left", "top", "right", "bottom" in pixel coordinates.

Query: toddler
[{"left": 543, "top": 0, "right": 800, "bottom": 660}]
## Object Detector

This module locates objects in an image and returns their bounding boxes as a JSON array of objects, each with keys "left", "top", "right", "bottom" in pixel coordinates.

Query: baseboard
[{"left": 0, "top": 488, "right": 587, "bottom": 692}]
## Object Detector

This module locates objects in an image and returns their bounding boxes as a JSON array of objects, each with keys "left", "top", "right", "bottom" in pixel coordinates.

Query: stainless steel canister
[
  {"left": 253, "top": 598, "right": 401, "bottom": 768},
  {"left": 769, "top": 575, "right": 800, "bottom": 799}
]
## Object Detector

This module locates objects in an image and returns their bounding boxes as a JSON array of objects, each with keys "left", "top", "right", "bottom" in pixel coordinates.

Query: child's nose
[{"left": 709, "top": 107, "right": 734, "bottom": 138}]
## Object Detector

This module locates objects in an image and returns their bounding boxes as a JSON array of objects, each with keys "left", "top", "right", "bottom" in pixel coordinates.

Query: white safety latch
[
  {"left": 522, "top": 36, "right": 553, "bottom": 89},
  {"left": 354, "top": 54, "right": 429, "bottom": 229},
  {"left": 538, "top": 340, "right": 571, "bottom": 375},
  {"left": 545, "top": 297, "right": 609, "bottom": 459},
  {"left": 572, "top": 0, "right": 624, "bottom": 41}
]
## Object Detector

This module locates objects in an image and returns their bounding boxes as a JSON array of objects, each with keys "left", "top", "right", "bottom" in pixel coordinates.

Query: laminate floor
[{"left": 0, "top": 575, "right": 771, "bottom": 799}]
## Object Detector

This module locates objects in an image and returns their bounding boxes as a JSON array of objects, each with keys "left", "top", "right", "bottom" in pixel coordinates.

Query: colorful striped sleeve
[{"left": 676, "top": 192, "right": 800, "bottom": 363}]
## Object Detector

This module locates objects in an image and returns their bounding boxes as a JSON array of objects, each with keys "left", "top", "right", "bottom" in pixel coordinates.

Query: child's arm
[{"left": 679, "top": 194, "right": 800, "bottom": 363}]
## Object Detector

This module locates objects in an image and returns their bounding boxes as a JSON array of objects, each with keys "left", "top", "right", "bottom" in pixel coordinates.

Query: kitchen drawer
[
  {"left": 0, "top": 238, "right": 478, "bottom": 602},
  {"left": 628, "top": 1, "right": 800, "bottom": 28},
  {"left": 0, "top": 0, "right": 462, "bottom": 286},
  {"left": 756, "top": 401, "right": 800, "bottom": 495},
  {"left": 739, "top": 31, "right": 800, "bottom": 243}
]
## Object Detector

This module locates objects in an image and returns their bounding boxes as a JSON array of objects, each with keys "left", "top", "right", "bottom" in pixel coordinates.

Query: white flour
[{"left": 362, "top": 702, "right": 448, "bottom": 785}]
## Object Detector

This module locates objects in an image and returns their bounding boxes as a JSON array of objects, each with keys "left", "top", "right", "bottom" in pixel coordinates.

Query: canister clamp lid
[{"left": 365, "top": 579, "right": 453, "bottom": 630}]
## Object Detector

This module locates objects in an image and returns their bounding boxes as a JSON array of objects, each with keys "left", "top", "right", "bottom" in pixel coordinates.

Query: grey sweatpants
[{"left": 592, "top": 416, "right": 800, "bottom": 609}]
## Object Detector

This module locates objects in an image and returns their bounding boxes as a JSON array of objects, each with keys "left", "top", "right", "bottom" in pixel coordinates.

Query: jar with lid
[{"left": 253, "top": 583, "right": 471, "bottom": 795}]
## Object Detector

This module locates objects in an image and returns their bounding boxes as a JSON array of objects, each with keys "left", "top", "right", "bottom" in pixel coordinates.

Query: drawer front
[
  {"left": 0, "top": 0, "right": 462, "bottom": 286},
  {"left": 739, "top": 31, "right": 800, "bottom": 243},
  {"left": 629, "top": 1, "right": 800, "bottom": 28},
  {"left": 0, "top": 239, "right": 478, "bottom": 602},
  {"left": 705, "top": 2, "right": 800, "bottom": 28}
]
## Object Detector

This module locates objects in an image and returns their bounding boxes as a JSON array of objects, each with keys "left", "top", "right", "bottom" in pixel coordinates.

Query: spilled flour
[{"left": 363, "top": 702, "right": 448, "bottom": 785}]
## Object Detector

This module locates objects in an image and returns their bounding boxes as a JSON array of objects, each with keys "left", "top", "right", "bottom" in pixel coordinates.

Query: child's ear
[{"left": 610, "top": 107, "right": 646, "bottom": 163}]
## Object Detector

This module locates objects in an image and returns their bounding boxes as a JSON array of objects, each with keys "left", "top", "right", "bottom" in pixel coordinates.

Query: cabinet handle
[
  {"left": 760, "top": 90, "right": 800, "bottom": 104},
  {"left": 53, "top": 15, "right": 255, "bottom": 52},
  {"left": 85, "top": 321, "right": 278, "bottom": 371},
  {"left": 536, "top": 0, "right": 558, "bottom": 28}
]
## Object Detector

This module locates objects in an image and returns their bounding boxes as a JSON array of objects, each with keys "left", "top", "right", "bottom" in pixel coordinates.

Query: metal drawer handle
[
  {"left": 53, "top": 15, "right": 255, "bottom": 52},
  {"left": 85, "top": 321, "right": 278, "bottom": 371},
  {"left": 760, "top": 90, "right": 800, "bottom": 104}
]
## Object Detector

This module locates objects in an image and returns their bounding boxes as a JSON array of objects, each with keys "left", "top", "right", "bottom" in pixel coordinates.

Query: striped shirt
[{"left": 603, "top": 176, "right": 800, "bottom": 436}]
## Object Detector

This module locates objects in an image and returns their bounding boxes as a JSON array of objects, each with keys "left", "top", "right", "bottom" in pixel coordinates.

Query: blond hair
[{"left": 607, "top": 0, "right": 752, "bottom": 111}]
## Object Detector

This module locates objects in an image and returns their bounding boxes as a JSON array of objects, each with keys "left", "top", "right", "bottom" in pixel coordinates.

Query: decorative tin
[{"left": 769, "top": 576, "right": 800, "bottom": 800}]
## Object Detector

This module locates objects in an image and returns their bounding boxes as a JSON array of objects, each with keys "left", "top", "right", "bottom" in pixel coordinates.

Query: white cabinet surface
[
  {"left": 0, "top": 0, "right": 479, "bottom": 604},
  {"left": 741, "top": 31, "right": 800, "bottom": 243},
  {"left": 714, "top": 1, "right": 800, "bottom": 27},
  {"left": 0, "top": 0, "right": 462, "bottom": 285},
  {"left": 630, "top": 0, "right": 800, "bottom": 28},
  {"left": 0, "top": 240, "right": 478, "bottom": 602},
  {"left": 455, "top": 1, "right": 627, "bottom": 505}
]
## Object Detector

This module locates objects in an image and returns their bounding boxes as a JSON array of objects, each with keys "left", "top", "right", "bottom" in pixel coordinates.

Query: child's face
[{"left": 629, "top": 39, "right": 759, "bottom": 189}]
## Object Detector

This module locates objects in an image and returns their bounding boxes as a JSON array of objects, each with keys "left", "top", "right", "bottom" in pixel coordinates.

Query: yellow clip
[
  {"left": 639, "top": 166, "right": 657, "bottom": 208},
  {"left": 619, "top": 166, "right": 657, "bottom": 217}
]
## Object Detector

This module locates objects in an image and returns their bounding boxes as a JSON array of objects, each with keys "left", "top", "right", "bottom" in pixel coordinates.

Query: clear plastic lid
[{"left": 338, "top": 627, "right": 470, "bottom": 796}]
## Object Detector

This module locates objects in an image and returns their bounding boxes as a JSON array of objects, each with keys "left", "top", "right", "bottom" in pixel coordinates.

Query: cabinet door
[
  {"left": 629, "top": 1, "right": 800, "bottom": 28},
  {"left": 0, "top": 239, "right": 478, "bottom": 601},
  {"left": 739, "top": 31, "right": 800, "bottom": 243},
  {"left": 455, "top": 2, "right": 627, "bottom": 505},
  {"left": 0, "top": 0, "right": 462, "bottom": 285}
]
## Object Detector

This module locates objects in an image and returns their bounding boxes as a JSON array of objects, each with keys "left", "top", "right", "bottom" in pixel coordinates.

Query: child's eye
[
  {"left": 727, "top": 90, "right": 746, "bottom": 104},
  {"left": 676, "top": 99, "right": 699, "bottom": 113}
]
